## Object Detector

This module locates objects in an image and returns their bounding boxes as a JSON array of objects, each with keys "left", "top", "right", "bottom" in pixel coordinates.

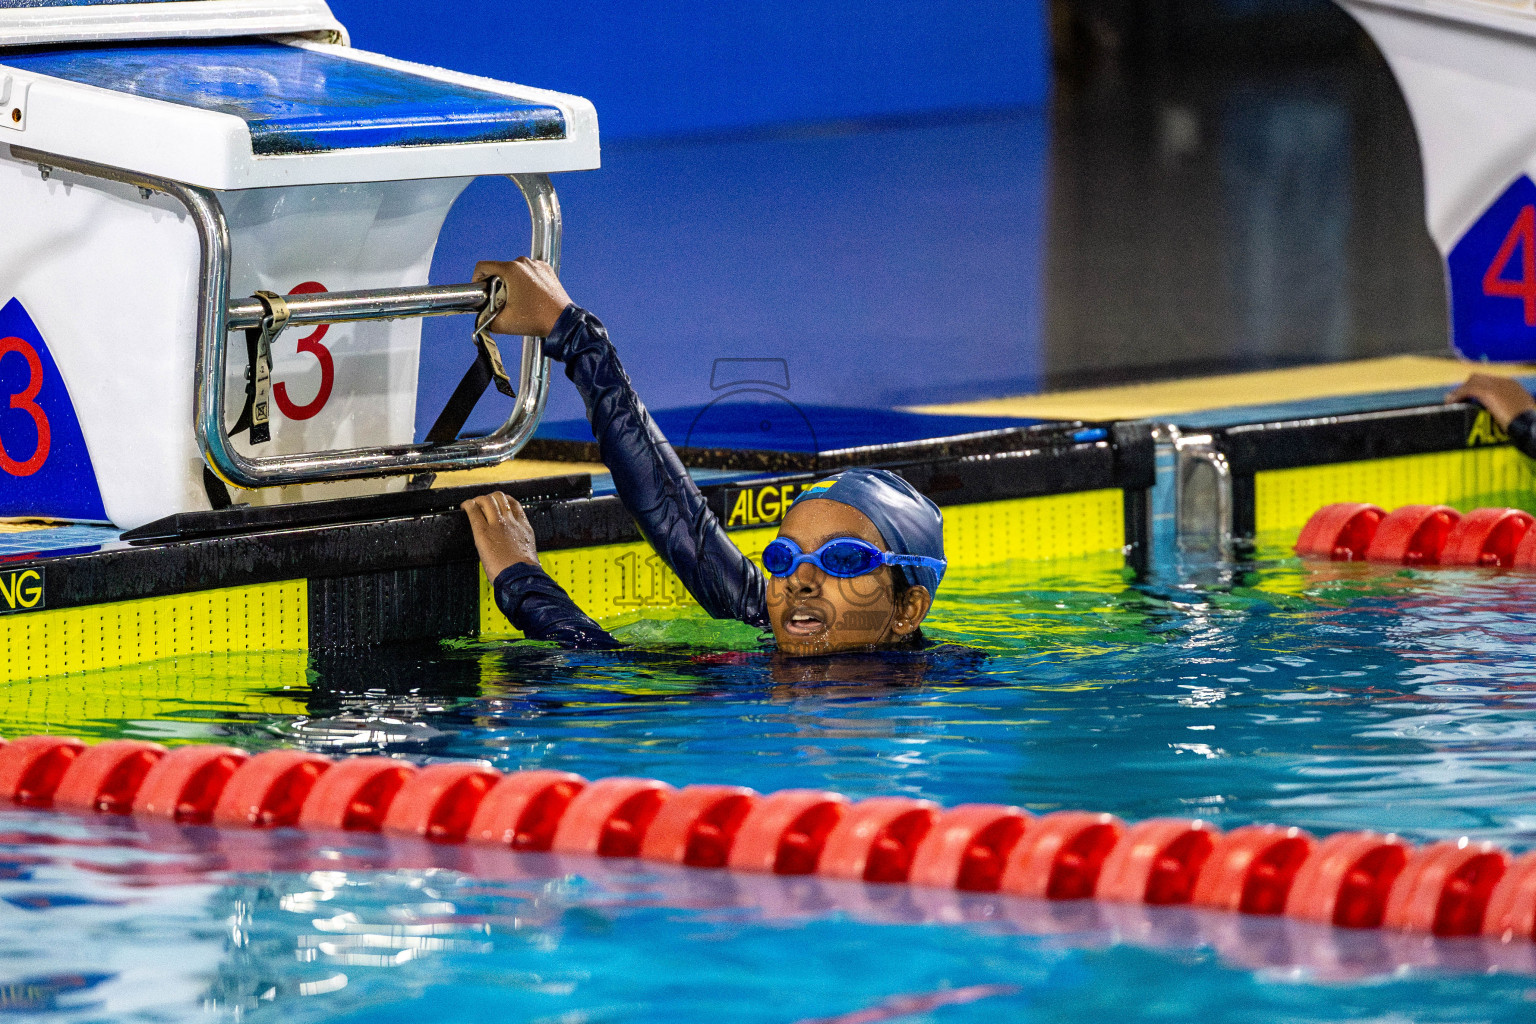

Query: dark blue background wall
[
  {"left": 327, "top": 0, "right": 1050, "bottom": 139},
  {"left": 323, "top": 0, "right": 1053, "bottom": 433}
]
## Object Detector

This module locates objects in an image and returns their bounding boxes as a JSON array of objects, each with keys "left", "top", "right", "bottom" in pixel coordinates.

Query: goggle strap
[{"left": 883, "top": 553, "right": 948, "bottom": 575}]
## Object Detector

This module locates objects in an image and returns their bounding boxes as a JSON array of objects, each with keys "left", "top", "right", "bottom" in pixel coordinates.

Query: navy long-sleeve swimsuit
[{"left": 492, "top": 306, "right": 771, "bottom": 649}]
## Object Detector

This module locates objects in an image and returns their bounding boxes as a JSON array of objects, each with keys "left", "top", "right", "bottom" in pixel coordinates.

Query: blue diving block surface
[{"left": 0, "top": 40, "right": 566, "bottom": 154}]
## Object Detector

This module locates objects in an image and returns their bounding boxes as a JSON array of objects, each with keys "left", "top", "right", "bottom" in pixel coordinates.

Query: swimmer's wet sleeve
[
  {"left": 493, "top": 563, "right": 622, "bottom": 650},
  {"left": 542, "top": 306, "right": 771, "bottom": 629},
  {"left": 1508, "top": 411, "right": 1536, "bottom": 460}
]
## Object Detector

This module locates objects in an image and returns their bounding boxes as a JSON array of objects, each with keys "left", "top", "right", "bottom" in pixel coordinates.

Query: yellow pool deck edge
[{"left": 909, "top": 355, "right": 1536, "bottom": 421}]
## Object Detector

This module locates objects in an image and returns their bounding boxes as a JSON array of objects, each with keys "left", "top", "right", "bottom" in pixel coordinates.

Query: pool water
[{"left": 7, "top": 554, "right": 1536, "bottom": 1021}]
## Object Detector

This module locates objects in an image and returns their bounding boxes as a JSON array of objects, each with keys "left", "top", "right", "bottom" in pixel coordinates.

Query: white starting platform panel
[
  {"left": 1339, "top": 0, "right": 1536, "bottom": 363},
  {"left": 0, "top": 0, "right": 598, "bottom": 529}
]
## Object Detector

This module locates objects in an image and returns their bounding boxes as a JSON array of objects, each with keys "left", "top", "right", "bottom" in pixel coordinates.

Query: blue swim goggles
[{"left": 761, "top": 537, "right": 947, "bottom": 581}]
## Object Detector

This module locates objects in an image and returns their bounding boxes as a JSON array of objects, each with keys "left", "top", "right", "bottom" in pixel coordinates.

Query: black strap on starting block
[
  {"left": 422, "top": 349, "right": 500, "bottom": 445},
  {"left": 229, "top": 290, "right": 288, "bottom": 446},
  {"left": 421, "top": 276, "right": 515, "bottom": 445},
  {"left": 407, "top": 278, "right": 514, "bottom": 492}
]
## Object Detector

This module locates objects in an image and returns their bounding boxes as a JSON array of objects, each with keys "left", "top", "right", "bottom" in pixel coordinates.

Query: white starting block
[
  {"left": 0, "top": 0, "right": 598, "bottom": 529},
  {"left": 1339, "top": 0, "right": 1536, "bottom": 362}
]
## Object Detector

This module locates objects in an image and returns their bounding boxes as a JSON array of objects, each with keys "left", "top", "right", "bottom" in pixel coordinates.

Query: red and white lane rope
[{"left": 2, "top": 734, "right": 1534, "bottom": 944}]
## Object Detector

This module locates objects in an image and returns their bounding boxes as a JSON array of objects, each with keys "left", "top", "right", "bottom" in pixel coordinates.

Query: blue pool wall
[{"left": 334, "top": 0, "right": 1055, "bottom": 434}]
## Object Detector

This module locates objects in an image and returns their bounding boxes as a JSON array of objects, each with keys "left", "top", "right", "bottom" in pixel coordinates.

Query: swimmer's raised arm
[
  {"left": 1447, "top": 373, "right": 1536, "bottom": 428},
  {"left": 473, "top": 259, "right": 770, "bottom": 629}
]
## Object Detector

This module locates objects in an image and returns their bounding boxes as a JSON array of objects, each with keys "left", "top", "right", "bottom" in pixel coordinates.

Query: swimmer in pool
[
  {"left": 1448, "top": 373, "right": 1536, "bottom": 457},
  {"left": 460, "top": 257, "right": 946, "bottom": 655}
]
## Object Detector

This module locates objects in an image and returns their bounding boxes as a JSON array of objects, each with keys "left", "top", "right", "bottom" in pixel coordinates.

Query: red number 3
[
  {"left": 273, "top": 280, "right": 335, "bottom": 421},
  {"left": 0, "top": 336, "right": 50, "bottom": 478}
]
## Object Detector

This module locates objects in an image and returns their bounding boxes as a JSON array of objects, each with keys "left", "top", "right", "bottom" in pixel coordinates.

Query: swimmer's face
[{"left": 765, "top": 499, "right": 933, "bottom": 657}]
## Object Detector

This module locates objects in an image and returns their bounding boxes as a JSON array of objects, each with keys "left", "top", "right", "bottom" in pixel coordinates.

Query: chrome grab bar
[
  {"left": 12, "top": 146, "right": 559, "bottom": 491},
  {"left": 224, "top": 281, "right": 493, "bottom": 330}
]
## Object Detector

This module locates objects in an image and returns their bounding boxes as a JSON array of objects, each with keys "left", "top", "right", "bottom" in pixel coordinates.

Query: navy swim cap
[{"left": 789, "top": 468, "right": 946, "bottom": 594}]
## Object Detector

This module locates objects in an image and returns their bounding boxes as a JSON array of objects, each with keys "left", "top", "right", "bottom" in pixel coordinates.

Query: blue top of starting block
[{"left": 0, "top": 39, "right": 566, "bottom": 154}]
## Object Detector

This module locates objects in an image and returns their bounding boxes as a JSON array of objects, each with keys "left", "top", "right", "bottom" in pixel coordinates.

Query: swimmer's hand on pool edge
[
  {"left": 473, "top": 257, "right": 571, "bottom": 338},
  {"left": 462, "top": 491, "right": 541, "bottom": 582},
  {"left": 1447, "top": 373, "right": 1536, "bottom": 428}
]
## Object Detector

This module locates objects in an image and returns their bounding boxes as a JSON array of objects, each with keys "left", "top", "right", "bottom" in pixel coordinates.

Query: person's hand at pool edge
[
  {"left": 1448, "top": 373, "right": 1536, "bottom": 459},
  {"left": 474, "top": 257, "right": 571, "bottom": 338},
  {"left": 1447, "top": 373, "right": 1536, "bottom": 428},
  {"left": 462, "top": 491, "right": 540, "bottom": 582},
  {"left": 463, "top": 491, "right": 622, "bottom": 650}
]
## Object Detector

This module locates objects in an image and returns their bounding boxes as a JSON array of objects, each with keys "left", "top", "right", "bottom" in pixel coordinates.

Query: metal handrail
[
  {"left": 12, "top": 146, "right": 559, "bottom": 491},
  {"left": 225, "top": 282, "right": 492, "bottom": 331}
]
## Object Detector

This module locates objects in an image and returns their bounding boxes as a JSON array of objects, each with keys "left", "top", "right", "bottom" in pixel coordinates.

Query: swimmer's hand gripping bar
[{"left": 12, "top": 146, "right": 558, "bottom": 491}]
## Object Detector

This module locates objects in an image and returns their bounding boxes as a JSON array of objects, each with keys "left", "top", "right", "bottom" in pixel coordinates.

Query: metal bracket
[
  {"left": 1174, "top": 431, "right": 1234, "bottom": 560},
  {"left": 244, "top": 289, "right": 289, "bottom": 445},
  {"left": 12, "top": 146, "right": 561, "bottom": 490}
]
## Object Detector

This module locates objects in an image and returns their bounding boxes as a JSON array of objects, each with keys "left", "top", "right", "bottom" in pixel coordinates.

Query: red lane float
[
  {"left": 1294, "top": 503, "right": 1385, "bottom": 561},
  {"left": 298, "top": 756, "right": 417, "bottom": 831},
  {"left": 468, "top": 769, "right": 586, "bottom": 850},
  {"left": 1286, "top": 830, "right": 1409, "bottom": 929},
  {"left": 0, "top": 735, "right": 87, "bottom": 807},
  {"left": 640, "top": 784, "right": 758, "bottom": 867},
  {"left": 1193, "top": 825, "right": 1314, "bottom": 915},
  {"left": 384, "top": 763, "right": 502, "bottom": 843},
  {"left": 1385, "top": 840, "right": 1510, "bottom": 936},
  {"left": 1515, "top": 528, "right": 1536, "bottom": 570},
  {"left": 214, "top": 750, "right": 332, "bottom": 828},
  {"left": 551, "top": 776, "right": 673, "bottom": 857},
  {"left": 818, "top": 797, "right": 940, "bottom": 884},
  {"left": 1000, "top": 811, "right": 1124, "bottom": 900},
  {"left": 907, "top": 803, "right": 1030, "bottom": 892},
  {"left": 5, "top": 734, "right": 1536, "bottom": 944},
  {"left": 53, "top": 740, "right": 166, "bottom": 814},
  {"left": 1097, "top": 818, "right": 1218, "bottom": 905},
  {"left": 1364, "top": 505, "right": 1460, "bottom": 565},
  {"left": 131, "top": 745, "right": 249, "bottom": 823},
  {"left": 1485, "top": 851, "right": 1536, "bottom": 942},
  {"left": 1440, "top": 508, "right": 1535, "bottom": 567},
  {"left": 726, "top": 789, "right": 849, "bottom": 874}
]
